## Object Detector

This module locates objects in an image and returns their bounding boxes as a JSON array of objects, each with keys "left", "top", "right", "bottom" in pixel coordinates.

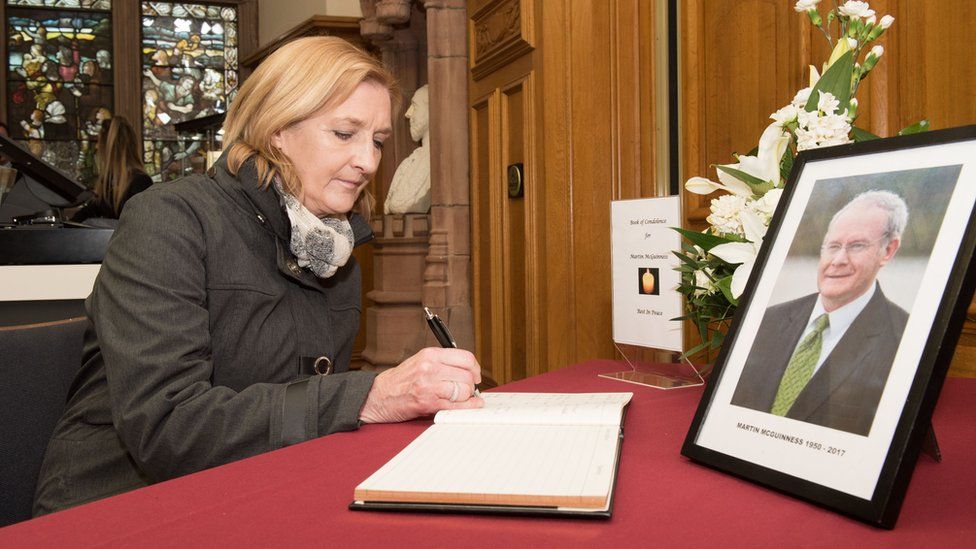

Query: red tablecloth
[{"left": 2, "top": 360, "right": 974, "bottom": 548}]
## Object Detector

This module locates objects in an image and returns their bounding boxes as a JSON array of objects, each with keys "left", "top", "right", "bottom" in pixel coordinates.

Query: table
[{"left": 2, "top": 360, "right": 974, "bottom": 547}]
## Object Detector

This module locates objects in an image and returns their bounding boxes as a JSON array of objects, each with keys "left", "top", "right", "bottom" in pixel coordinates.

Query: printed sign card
[{"left": 610, "top": 197, "right": 683, "bottom": 352}]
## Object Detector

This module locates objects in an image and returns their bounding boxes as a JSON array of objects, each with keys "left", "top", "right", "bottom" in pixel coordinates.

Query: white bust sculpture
[{"left": 384, "top": 85, "right": 430, "bottom": 215}]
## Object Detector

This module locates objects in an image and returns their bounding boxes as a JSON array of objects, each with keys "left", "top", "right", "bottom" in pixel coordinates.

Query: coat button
[
  {"left": 286, "top": 260, "right": 302, "bottom": 275},
  {"left": 256, "top": 213, "right": 266, "bottom": 225}
]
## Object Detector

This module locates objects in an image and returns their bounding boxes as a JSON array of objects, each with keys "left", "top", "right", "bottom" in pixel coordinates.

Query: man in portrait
[{"left": 731, "top": 190, "right": 910, "bottom": 436}]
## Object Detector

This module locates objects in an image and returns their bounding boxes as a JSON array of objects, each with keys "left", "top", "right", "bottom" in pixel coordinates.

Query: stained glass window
[
  {"left": 7, "top": 1, "right": 111, "bottom": 8},
  {"left": 5, "top": 1, "right": 113, "bottom": 183},
  {"left": 141, "top": 2, "right": 237, "bottom": 182}
]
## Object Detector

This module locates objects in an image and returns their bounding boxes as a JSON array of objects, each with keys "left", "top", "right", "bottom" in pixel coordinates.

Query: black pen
[{"left": 424, "top": 306, "right": 480, "bottom": 397}]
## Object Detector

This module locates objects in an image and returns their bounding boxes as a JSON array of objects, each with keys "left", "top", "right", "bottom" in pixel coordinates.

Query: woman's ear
[{"left": 270, "top": 130, "right": 284, "bottom": 151}]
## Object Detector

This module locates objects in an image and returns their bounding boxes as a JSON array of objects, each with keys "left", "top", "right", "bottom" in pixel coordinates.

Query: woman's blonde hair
[
  {"left": 222, "top": 36, "right": 400, "bottom": 219},
  {"left": 94, "top": 115, "right": 145, "bottom": 216}
]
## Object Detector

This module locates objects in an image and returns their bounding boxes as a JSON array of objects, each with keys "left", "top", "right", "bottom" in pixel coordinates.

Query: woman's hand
[{"left": 358, "top": 347, "right": 484, "bottom": 423}]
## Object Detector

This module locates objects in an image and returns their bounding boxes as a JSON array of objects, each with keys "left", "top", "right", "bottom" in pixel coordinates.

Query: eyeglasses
[{"left": 820, "top": 239, "right": 883, "bottom": 257}]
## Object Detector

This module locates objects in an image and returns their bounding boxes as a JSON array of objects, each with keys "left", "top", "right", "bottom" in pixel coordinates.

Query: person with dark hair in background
[{"left": 71, "top": 116, "right": 152, "bottom": 222}]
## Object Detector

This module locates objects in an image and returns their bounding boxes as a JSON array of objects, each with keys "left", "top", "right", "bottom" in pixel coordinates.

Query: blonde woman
[
  {"left": 72, "top": 115, "right": 151, "bottom": 221},
  {"left": 34, "top": 37, "right": 483, "bottom": 515}
]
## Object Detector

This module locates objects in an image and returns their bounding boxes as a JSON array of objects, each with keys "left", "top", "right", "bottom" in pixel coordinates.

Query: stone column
[
  {"left": 358, "top": 1, "right": 433, "bottom": 370},
  {"left": 422, "top": 0, "right": 473, "bottom": 350}
]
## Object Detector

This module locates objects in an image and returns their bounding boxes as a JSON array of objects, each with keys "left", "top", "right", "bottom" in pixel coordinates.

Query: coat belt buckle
[{"left": 313, "top": 356, "right": 333, "bottom": 376}]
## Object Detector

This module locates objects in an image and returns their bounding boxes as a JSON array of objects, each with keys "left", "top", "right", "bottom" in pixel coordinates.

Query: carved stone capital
[
  {"left": 360, "top": 16, "right": 394, "bottom": 43},
  {"left": 376, "top": 0, "right": 411, "bottom": 25},
  {"left": 423, "top": 0, "right": 465, "bottom": 9}
]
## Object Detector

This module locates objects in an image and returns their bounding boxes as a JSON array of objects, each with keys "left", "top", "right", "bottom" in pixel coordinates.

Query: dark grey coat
[{"left": 33, "top": 157, "right": 377, "bottom": 515}]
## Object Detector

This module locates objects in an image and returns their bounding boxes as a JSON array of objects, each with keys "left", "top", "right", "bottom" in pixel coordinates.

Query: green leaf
[
  {"left": 852, "top": 126, "right": 880, "bottom": 141},
  {"left": 672, "top": 250, "right": 701, "bottom": 268},
  {"left": 898, "top": 120, "right": 930, "bottom": 135},
  {"left": 714, "top": 165, "right": 776, "bottom": 196},
  {"left": 805, "top": 50, "right": 854, "bottom": 114},
  {"left": 681, "top": 340, "right": 712, "bottom": 361},
  {"left": 779, "top": 147, "right": 795, "bottom": 183},
  {"left": 709, "top": 330, "right": 726, "bottom": 350},
  {"left": 696, "top": 317, "right": 708, "bottom": 342},
  {"left": 715, "top": 165, "right": 764, "bottom": 187},
  {"left": 673, "top": 227, "right": 738, "bottom": 252},
  {"left": 716, "top": 276, "right": 738, "bottom": 306}
]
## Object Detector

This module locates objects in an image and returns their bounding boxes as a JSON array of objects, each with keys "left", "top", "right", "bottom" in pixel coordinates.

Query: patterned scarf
[{"left": 274, "top": 179, "right": 354, "bottom": 279}]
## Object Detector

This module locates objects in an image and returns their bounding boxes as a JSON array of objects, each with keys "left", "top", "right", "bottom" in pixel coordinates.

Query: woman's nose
[{"left": 351, "top": 140, "right": 380, "bottom": 175}]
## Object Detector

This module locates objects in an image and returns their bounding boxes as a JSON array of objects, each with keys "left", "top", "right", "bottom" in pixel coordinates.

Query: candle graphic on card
[{"left": 638, "top": 268, "right": 658, "bottom": 295}]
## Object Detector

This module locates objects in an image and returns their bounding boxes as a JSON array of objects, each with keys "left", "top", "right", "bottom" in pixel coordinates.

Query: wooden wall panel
[
  {"left": 538, "top": 0, "right": 575, "bottom": 373},
  {"left": 681, "top": 0, "right": 805, "bottom": 226},
  {"left": 884, "top": 0, "right": 976, "bottom": 132},
  {"left": 502, "top": 82, "right": 527, "bottom": 381},
  {"left": 467, "top": 0, "right": 541, "bottom": 384},
  {"left": 468, "top": 0, "right": 662, "bottom": 377},
  {"left": 568, "top": 1, "right": 614, "bottom": 361},
  {"left": 470, "top": 97, "right": 496, "bottom": 379}
]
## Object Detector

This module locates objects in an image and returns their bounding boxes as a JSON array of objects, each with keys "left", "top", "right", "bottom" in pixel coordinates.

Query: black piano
[{"left": 0, "top": 134, "right": 112, "bottom": 326}]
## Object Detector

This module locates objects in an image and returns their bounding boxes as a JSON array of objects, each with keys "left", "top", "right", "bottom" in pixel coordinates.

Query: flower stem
[{"left": 819, "top": 24, "right": 833, "bottom": 47}]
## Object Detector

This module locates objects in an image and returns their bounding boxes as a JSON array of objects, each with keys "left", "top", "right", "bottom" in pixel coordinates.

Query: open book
[{"left": 351, "top": 392, "right": 633, "bottom": 517}]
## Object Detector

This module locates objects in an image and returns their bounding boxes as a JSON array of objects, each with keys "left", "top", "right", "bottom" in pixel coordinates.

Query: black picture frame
[{"left": 681, "top": 125, "right": 976, "bottom": 529}]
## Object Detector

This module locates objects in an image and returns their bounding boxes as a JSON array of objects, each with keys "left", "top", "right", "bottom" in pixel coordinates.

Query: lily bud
[
  {"left": 861, "top": 50, "right": 880, "bottom": 74},
  {"left": 826, "top": 36, "right": 852, "bottom": 68},
  {"left": 865, "top": 15, "right": 876, "bottom": 25},
  {"left": 871, "top": 45, "right": 884, "bottom": 58},
  {"left": 809, "top": 10, "right": 823, "bottom": 27},
  {"left": 867, "top": 14, "right": 894, "bottom": 41}
]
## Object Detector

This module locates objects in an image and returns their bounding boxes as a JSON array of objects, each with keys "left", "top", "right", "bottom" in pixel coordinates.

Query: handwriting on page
[{"left": 436, "top": 392, "right": 633, "bottom": 426}]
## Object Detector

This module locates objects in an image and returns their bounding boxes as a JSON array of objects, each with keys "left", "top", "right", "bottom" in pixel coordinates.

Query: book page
[
  {"left": 354, "top": 423, "right": 621, "bottom": 509},
  {"left": 434, "top": 392, "right": 633, "bottom": 427}
]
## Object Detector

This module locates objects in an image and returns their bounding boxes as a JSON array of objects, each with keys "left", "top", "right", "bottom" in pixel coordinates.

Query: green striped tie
[{"left": 771, "top": 313, "right": 830, "bottom": 416}]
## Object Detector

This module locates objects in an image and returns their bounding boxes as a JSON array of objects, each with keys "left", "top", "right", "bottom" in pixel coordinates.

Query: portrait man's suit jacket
[{"left": 730, "top": 284, "right": 908, "bottom": 436}]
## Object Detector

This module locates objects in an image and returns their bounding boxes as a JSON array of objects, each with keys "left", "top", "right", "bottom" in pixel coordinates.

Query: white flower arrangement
[{"left": 674, "top": 0, "right": 928, "bottom": 358}]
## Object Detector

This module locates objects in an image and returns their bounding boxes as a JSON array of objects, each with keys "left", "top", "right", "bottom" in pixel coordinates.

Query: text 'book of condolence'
[{"left": 350, "top": 392, "right": 633, "bottom": 518}]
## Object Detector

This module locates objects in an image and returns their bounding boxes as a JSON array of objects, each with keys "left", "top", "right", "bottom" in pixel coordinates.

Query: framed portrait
[{"left": 682, "top": 125, "right": 976, "bottom": 528}]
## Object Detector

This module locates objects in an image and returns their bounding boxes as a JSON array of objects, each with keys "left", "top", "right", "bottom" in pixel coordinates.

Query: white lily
[
  {"left": 687, "top": 121, "right": 790, "bottom": 196},
  {"left": 684, "top": 175, "right": 752, "bottom": 197},
  {"left": 733, "top": 123, "right": 791, "bottom": 187},
  {"left": 825, "top": 34, "right": 852, "bottom": 71},
  {"left": 709, "top": 208, "right": 768, "bottom": 299}
]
